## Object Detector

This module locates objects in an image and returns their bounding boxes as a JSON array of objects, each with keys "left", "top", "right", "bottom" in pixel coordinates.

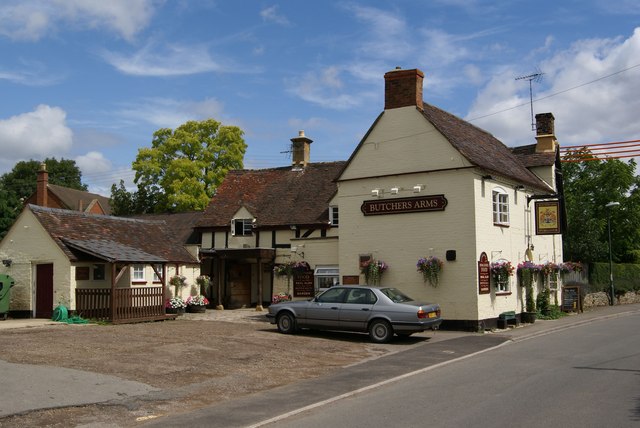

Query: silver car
[{"left": 266, "top": 285, "right": 442, "bottom": 343}]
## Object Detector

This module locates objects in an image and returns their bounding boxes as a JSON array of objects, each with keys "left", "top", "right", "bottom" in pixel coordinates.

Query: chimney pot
[
  {"left": 535, "top": 112, "right": 557, "bottom": 153},
  {"left": 36, "top": 162, "right": 49, "bottom": 207},
  {"left": 290, "top": 130, "right": 313, "bottom": 168}
]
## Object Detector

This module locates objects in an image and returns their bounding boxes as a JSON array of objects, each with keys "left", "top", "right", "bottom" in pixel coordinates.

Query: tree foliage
[
  {"left": 562, "top": 148, "right": 640, "bottom": 263},
  {"left": 115, "top": 119, "right": 246, "bottom": 214},
  {"left": 0, "top": 158, "right": 86, "bottom": 239}
]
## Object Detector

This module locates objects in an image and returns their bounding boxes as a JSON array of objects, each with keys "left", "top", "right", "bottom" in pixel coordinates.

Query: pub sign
[{"left": 361, "top": 194, "right": 447, "bottom": 216}]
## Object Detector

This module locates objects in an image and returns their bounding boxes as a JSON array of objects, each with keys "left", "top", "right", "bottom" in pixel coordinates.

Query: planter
[
  {"left": 187, "top": 305, "right": 206, "bottom": 313},
  {"left": 521, "top": 312, "right": 537, "bottom": 324},
  {"left": 166, "top": 307, "right": 185, "bottom": 315}
]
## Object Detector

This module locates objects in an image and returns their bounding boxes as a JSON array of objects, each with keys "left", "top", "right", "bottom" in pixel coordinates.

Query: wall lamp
[
  {"left": 371, "top": 189, "right": 382, "bottom": 198},
  {"left": 482, "top": 175, "right": 493, "bottom": 181},
  {"left": 413, "top": 184, "right": 424, "bottom": 193},
  {"left": 390, "top": 187, "right": 399, "bottom": 195},
  {"left": 2, "top": 259, "right": 12, "bottom": 267}
]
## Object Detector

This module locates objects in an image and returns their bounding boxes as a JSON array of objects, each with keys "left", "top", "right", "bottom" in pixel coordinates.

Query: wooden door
[
  {"left": 36, "top": 263, "right": 54, "bottom": 318},
  {"left": 228, "top": 263, "right": 251, "bottom": 308}
]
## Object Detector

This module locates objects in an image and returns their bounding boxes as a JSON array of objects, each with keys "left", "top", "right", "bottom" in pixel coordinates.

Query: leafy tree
[
  {"left": 562, "top": 148, "right": 640, "bottom": 263},
  {"left": 0, "top": 158, "right": 86, "bottom": 239},
  {"left": 129, "top": 118, "right": 246, "bottom": 213}
]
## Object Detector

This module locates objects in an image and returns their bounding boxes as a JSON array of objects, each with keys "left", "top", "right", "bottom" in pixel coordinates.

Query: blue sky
[{"left": 1, "top": 0, "right": 639, "bottom": 195}]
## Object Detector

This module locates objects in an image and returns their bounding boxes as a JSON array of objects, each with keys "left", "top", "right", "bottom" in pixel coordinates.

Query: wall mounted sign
[
  {"left": 478, "top": 252, "right": 490, "bottom": 294},
  {"left": 361, "top": 194, "right": 448, "bottom": 216},
  {"left": 535, "top": 200, "right": 561, "bottom": 235},
  {"left": 293, "top": 272, "right": 314, "bottom": 297}
]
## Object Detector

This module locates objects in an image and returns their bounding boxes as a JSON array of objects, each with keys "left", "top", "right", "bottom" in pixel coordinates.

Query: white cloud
[
  {"left": 118, "top": 97, "right": 225, "bottom": 128},
  {"left": 75, "top": 151, "right": 112, "bottom": 175},
  {"left": 103, "top": 42, "right": 222, "bottom": 76},
  {"left": 344, "top": 4, "right": 411, "bottom": 60},
  {"left": 0, "top": 0, "right": 155, "bottom": 42},
  {"left": 0, "top": 105, "right": 73, "bottom": 160},
  {"left": 467, "top": 28, "right": 640, "bottom": 148},
  {"left": 260, "top": 5, "right": 289, "bottom": 26},
  {"left": 285, "top": 68, "right": 365, "bottom": 110}
]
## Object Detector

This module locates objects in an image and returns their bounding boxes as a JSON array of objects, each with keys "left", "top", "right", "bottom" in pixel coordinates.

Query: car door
[
  {"left": 304, "top": 287, "right": 347, "bottom": 328},
  {"left": 339, "top": 288, "right": 376, "bottom": 331}
]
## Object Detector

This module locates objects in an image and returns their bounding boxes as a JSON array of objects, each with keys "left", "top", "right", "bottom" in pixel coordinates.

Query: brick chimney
[
  {"left": 384, "top": 67, "right": 424, "bottom": 111},
  {"left": 535, "top": 113, "right": 557, "bottom": 153},
  {"left": 36, "top": 162, "right": 49, "bottom": 207},
  {"left": 291, "top": 130, "right": 312, "bottom": 168}
]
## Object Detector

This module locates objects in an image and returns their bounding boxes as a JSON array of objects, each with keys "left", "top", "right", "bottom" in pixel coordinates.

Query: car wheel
[
  {"left": 276, "top": 312, "right": 297, "bottom": 334},
  {"left": 369, "top": 319, "right": 393, "bottom": 343}
]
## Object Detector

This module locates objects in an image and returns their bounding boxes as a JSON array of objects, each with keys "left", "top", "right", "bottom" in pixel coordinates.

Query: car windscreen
[{"left": 380, "top": 288, "right": 414, "bottom": 303}]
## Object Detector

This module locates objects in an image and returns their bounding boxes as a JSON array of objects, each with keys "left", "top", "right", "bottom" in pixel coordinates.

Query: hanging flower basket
[
  {"left": 417, "top": 256, "right": 443, "bottom": 287},
  {"left": 361, "top": 259, "right": 388, "bottom": 285},
  {"left": 517, "top": 261, "right": 541, "bottom": 313}
]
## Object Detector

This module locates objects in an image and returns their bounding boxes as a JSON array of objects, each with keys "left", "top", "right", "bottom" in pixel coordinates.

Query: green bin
[{"left": 0, "top": 274, "right": 15, "bottom": 320}]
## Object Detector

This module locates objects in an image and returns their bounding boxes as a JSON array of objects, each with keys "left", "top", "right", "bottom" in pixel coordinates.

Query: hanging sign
[
  {"left": 361, "top": 194, "right": 447, "bottom": 216},
  {"left": 478, "top": 252, "right": 490, "bottom": 294},
  {"left": 535, "top": 200, "right": 561, "bottom": 235}
]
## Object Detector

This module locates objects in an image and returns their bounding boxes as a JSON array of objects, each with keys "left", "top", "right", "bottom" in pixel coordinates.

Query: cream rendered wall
[
  {"left": 0, "top": 209, "right": 70, "bottom": 313},
  {"left": 340, "top": 107, "right": 471, "bottom": 181},
  {"left": 474, "top": 178, "right": 563, "bottom": 320},
  {"left": 529, "top": 165, "right": 556, "bottom": 190}
]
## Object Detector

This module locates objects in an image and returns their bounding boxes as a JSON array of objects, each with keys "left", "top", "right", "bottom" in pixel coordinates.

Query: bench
[{"left": 497, "top": 311, "right": 518, "bottom": 329}]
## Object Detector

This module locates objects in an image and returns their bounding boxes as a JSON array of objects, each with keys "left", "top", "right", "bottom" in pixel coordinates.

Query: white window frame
[
  {"left": 231, "top": 218, "right": 254, "bottom": 236},
  {"left": 329, "top": 206, "right": 339, "bottom": 226},
  {"left": 496, "top": 276, "right": 510, "bottom": 293},
  {"left": 132, "top": 264, "right": 145, "bottom": 281},
  {"left": 314, "top": 266, "right": 340, "bottom": 291},
  {"left": 492, "top": 188, "right": 510, "bottom": 226}
]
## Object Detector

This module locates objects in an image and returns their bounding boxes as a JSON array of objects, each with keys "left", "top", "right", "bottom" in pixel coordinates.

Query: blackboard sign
[
  {"left": 562, "top": 285, "right": 581, "bottom": 312},
  {"left": 293, "top": 272, "right": 314, "bottom": 297}
]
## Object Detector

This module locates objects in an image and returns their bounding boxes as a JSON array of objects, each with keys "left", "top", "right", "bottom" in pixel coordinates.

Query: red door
[{"left": 36, "top": 263, "right": 54, "bottom": 318}]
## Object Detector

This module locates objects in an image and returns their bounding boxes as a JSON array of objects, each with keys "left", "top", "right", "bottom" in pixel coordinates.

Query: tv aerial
[{"left": 515, "top": 71, "right": 544, "bottom": 131}]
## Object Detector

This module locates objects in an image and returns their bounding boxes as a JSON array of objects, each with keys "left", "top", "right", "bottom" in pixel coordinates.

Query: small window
[
  {"left": 492, "top": 189, "right": 509, "bottom": 226},
  {"left": 329, "top": 206, "right": 339, "bottom": 226},
  {"left": 495, "top": 276, "right": 510, "bottom": 293},
  {"left": 315, "top": 266, "right": 340, "bottom": 291},
  {"left": 231, "top": 218, "right": 254, "bottom": 236},
  {"left": 93, "top": 264, "right": 105, "bottom": 281},
  {"left": 132, "top": 264, "right": 145, "bottom": 281}
]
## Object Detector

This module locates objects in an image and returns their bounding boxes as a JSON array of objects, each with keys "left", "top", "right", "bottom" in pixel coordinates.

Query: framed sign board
[
  {"left": 535, "top": 200, "right": 561, "bottom": 235},
  {"left": 478, "top": 252, "right": 490, "bottom": 294}
]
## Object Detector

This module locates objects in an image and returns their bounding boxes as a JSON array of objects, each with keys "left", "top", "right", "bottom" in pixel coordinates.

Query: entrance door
[
  {"left": 36, "top": 263, "right": 54, "bottom": 318},
  {"left": 228, "top": 262, "right": 251, "bottom": 308}
]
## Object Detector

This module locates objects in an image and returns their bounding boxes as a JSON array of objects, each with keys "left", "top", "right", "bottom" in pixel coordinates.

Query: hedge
[{"left": 589, "top": 263, "right": 640, "bottom": 294}]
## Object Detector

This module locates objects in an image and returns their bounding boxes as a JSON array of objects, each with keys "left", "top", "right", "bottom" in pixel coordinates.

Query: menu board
[{"left": 293, "top": 272, "right": 314, "bottom": 297}]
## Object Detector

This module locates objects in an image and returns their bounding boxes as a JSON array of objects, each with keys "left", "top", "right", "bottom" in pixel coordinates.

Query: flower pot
[
  {"left": 166, "top": 307, "right": 185, "bottom": 315},
  {"left": 521, "top": 312, "right": 536, "bottom": 324},
  {"left": 187, "top": 305, "right": 206, "bottom": 313}
]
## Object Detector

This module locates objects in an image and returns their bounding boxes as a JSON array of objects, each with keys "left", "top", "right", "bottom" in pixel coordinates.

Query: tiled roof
[
  {"left": 30, "top": 205, "right": 197, "bottom": 263},
  {"left": 511, "top": 144, "right": 557, "bottom": 168},
  {"left": 132, "top": 211, "right": 203, "bottom": 245},
  {"left": 47, "top": 184, "right": 112, "bottom": 214},
  {"left": 421, "top": 103, "right": 553, "bottom": 192},
  {"left": 197, "top": 162, "right": 346, "bottom": 228}
]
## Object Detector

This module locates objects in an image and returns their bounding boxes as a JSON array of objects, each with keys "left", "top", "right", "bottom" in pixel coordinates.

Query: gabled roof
[
  {"left": 29, "top": 205, "right": 197, "bottom": 264},
  {"left": 197, "top": 162, "right": 346, "bottom": 228},
  {"left": 511, "top": 144, "right": 557, "bottom": 168},
  {"left": 420, "top": 103, "right": 553, "bottom": 192},
  {"left": 47, "top": 184, "right": 112, "bottom": 215}
]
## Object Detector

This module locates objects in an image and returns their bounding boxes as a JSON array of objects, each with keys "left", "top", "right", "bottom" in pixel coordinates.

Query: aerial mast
[{"left": 515, "top": 72, "right": 544, "bottom": 131}]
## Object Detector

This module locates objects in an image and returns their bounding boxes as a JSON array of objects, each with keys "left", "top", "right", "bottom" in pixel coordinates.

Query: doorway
[{"left": 35, "top": 263, "right": 54, "bottom": 318}]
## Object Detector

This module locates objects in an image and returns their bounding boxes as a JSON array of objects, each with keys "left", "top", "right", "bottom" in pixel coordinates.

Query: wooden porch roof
[{"left": 62, "top": 238, "right": 167, "bottom": 264}]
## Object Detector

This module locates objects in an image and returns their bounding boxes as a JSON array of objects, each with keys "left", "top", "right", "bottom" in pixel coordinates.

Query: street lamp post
[{"left": 606, "top": 201, "right": 620, "bottom": 305}]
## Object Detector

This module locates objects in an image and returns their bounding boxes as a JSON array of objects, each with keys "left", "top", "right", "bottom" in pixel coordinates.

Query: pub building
[{"left": 196, "top": 67, "right": 563, "bottom": 330}]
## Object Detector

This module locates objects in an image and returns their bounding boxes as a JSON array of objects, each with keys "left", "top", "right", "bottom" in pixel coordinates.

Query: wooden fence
[{"left": 76, "top": 287, "right": 168, "bottom": 323}]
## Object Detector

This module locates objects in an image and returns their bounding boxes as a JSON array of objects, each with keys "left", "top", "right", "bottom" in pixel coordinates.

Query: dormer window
[
  {"left": 329, "top": 206, "right": 339, "bottom": 226},
  {"left": 231, "top": 218, "right": 254, "bottom": 236}
]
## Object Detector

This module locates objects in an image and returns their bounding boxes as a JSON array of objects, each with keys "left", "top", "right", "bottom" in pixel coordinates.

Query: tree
[
  {"left": 0, "top": 158, "right": 86, "bottom": 239},
  {"left": 562, "top": 148, "right": 640, "bottom": 263},
  {"left": 129, "top": 118, "right": 246, "bottom": 213}
]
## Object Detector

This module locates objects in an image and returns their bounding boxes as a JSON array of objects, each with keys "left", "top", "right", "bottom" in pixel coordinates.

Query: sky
[{"left": 0, "top": 0, "right": 639, "bottom": 196}]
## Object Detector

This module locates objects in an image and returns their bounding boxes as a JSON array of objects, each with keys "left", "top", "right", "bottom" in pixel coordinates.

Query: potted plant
[
  {"left": 195, "top": 275, "right": 211, "bottom": 296},
  {"left": 274, "top": 260, "right": 309, "bottom": 295},
  {"left": 417, "top": 256, "right": 443, "bottom": 287},
  {"left": 361, "top": 259, "right": 388, "bottom": 285},
  {"left": 165, "top": 297, "right": 187, "bottom": 315},
  {"left": 185, "top": 295, "right": 209, "bottom": 313},
  {"left": 518, "top": 261, "right": 541, "bottom": 323},
  {"left": 272, "top": 292, "right": 292, "bottom": 304}
]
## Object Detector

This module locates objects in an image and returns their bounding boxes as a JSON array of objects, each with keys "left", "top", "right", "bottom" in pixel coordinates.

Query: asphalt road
[{"left": 264, "top": 312, "right": 640, "bottom": 428}]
